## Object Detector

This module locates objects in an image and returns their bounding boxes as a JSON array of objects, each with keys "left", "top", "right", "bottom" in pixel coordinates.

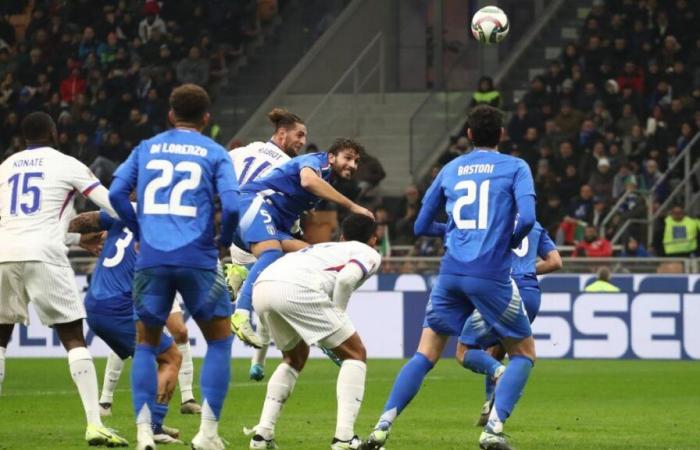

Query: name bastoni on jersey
[
  {"left": 458, "top": 163, "right": 495, "bottom": 175},
  {"left": 149, "top": 142, "right": 208, "bottom": 157}
]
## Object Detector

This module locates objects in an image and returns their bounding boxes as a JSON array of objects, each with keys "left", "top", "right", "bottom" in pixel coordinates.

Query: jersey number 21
[{"left": 452, "top": 180, "right": 490, "bottom": 230}]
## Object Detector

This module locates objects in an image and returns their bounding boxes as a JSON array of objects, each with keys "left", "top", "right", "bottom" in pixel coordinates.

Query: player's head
[
  {"left": 596, "top": 266, "right": 612, "bottom": 282},
  {"left": 268, "top": 108, "right": 306, "bottom": 157},
  {"left": 328, "top": 137, "right": 364, "bottom": 180},
  {"left": 340, "top": 213, "right": 378, "bottom": 246},
  {"left": 21, "top": 111, "right": 58, "bottom": 147},
  {"left": 467, "top": 104, "right": 504, "bottom": 149},
  {"left": 168, "top": 83, "right": 210, "bottom": 130}
]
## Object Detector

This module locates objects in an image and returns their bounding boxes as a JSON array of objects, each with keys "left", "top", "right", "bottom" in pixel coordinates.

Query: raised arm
[{"left": 300, "top": 167, "right": 373, "bottom": 219}]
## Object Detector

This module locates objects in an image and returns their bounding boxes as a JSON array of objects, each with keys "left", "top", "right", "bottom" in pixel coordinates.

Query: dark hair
[
  {"left": 21, "top": 111, "right": 55, "bottom": 142},
  {"left": 467, "top": 105, "right": 503, "bottom": 147},
  {"left": 341, "top": 213, "right": 377, "bottom": 244},
  {"left": 267, "top": 108, "right": 303, "bottom": 131},
  {"left": 169, "top": 83, "right": 210, "bottom": 123},
  {"left": 328, "top": 137, "right": 365, "bottom": 157}
]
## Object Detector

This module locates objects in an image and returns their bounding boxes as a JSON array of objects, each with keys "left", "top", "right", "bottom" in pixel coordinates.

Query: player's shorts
[
  {"left": 86, "top": 307, "right": 174, "bottom": 359},
  {"left": 0, "top": 261, "right": 84, "bottom": 326},
  {"left": 423, "top": 274, "right": 532, "bottom": 342},
  {"left": 460, "top": 285, "right": 541, "bottom": 348},
  {"left": 252, "top": 280, "right": 355, "bottom": 352},
  {"left": 237, "top": 192, "right": 294, "bottom": 250},
  {"left": 132, "top": 264, "right": 232, "bottom": 326},
  {"left": 230, "top": 243, "right": 257, "bottom": 266}
]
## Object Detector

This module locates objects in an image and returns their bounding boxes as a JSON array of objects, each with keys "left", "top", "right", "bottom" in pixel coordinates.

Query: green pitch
[{"left": 0, "top": 358, "right": 698, "bottom": 449}]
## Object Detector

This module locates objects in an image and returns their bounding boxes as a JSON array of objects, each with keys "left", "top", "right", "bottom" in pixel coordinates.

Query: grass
[{"left": 0, "top": 358, "right": 698, "bottom": 449}]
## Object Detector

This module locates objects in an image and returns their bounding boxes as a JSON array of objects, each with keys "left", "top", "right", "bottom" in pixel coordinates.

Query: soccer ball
[{"left": 471, "top": 6, "right": 509, "bottom": 45}]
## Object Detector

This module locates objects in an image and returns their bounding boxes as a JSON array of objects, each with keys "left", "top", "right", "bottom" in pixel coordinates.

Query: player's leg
[
  {"left": 0, "top": 324, "right": 13, "bottom": 396},
  {"left": 250, "top": 315, "right": 271, "bottom": 381},
  {"left": 132, "top": 266, "right": 177, "bottom": 449},
  {"left": 177, "top": 266, "right": 234, "bottom": 449},
  {"left": 99, "top": 351, "right": 125, "bottom": 416},
  {"left": 25, "top": 262, "right": 127, "bottom": 446},
  {"left": 165, "top": 305, "right": 201, "bottom": 413},
  {"left": 152, "top": 336, "right": 185, "bottom": 445}
]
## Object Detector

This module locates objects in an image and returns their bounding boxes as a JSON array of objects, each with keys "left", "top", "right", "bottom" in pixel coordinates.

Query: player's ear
[
  {"left": 467, "top": 129, "right": 473, "bottom": 141},
  {"left": 368, "top": 235, "right": 378, "bottom": 247},
  {"left": 168, "top": 110, "right": 176, "bottom": 126},
  {"left": 202, "top": 112, "right": 210, "bottom": 129}
]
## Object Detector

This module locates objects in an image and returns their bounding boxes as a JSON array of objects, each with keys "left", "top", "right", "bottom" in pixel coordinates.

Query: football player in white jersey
[
  {"left": 244, "top": 213, "right": 381, "bottom": 450},
  {"left": 226, "top": 108, "right": 309, "bottom": 378},
  {"left": 0, "top": 112, "right": 128, "bottom": 447}
]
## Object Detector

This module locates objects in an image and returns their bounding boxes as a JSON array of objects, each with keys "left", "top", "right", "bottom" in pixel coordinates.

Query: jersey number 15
[{"left": 452, "top": 180, "right": 490, "bottom": 230}]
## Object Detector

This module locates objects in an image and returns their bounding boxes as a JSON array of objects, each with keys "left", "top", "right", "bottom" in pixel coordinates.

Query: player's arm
[
  {"left": 511, "top": 161, "right": 536, "bottom": 247},
  {"left": 109, "top": 148, "right": 140, "bottom": 239},
  {"left": 299, "top": 167, "right": 373, "bottom": 218},
  {"left": 535, "top": 228, "right": 562, "bottom": 274},
  {"left": 65, "top": 156, "right": 118, "bottom": 217},
  {"left": 332, "top": 249, "right": 381, "bottom": 310},
  {"left": 414, "top": 168, "right": 446, "bottom": 237},
  {"left": 216, "top": 150, "right": 240, "bottom": 249},
  {"left": 68, "top": 211, "right": 104, "bottom": 234}
]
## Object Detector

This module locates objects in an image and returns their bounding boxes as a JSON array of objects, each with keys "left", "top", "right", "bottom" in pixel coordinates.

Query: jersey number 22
[{"left": 144, "top": 160, "right": 201, "bottom": 217}]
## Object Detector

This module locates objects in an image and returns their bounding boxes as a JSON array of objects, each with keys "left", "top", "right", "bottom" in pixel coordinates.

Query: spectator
[
  {"left": 616, "top": 61, "right": 644, "bottom": 95},
  {"left": 139, "top": 3, "right": 167, "bottom": 43},
  {"left": 355, "top": 151, "right": 386, "bottom": 207},
  {"left": 538, "top": 194, "right": 566, "bottom": 235},
  {"left": 439, "top": 136, "right": 468, "bottom": 165},
  {"left": 569, "top": 184, "right": 595, "bottom": 223},
  {"left": 576, "top": 82, "right": 600, "bottom": 112},
  {"left": 553, "top": 100, "right": 584, "bottom": 137},
  {"left": 374, "top": 207, "right": 391, "bottom": 257},
  {"left": 620, "top": 236, "right": 649, "bottom": 257},
  {"left": 523, "top": 75, "right": 552, "bottom": 111},
  {"left": 470, "top": 76, "right": 501, "bottom": 108},
  {"left": 640, "top": 159, "right": 668, "bottom": 203},
  {"left": 574, "top": 226, "right": 613, "bottom": 257},
  {"left": 558, "top": 163, "right": 581, "bottom": 203},
  {"left": 590, "top": 196, "right": 608, "bottom": 229},
  {"left": 176, "top": 46, "right": 210, "bottom": 87},
  {"left": 615, "top": 103, "right": 640, "bottom": 137},
  {"left": 506, "top": 101, "right": 536, "bottom": 145},
  {"left": 661, "top": 206, "right": 699, "bottom": 257},
  {"left": 540, "top": 120, "right": 565, "bottom": 155},
  {"left": 393, "top": 184, "right": 421, "bottom": 245},
  {"left": 120, "top": 108, "right": 151, "bottom": 149},
  {"left": 576, "top": 119, "right": 601, "bottom": 151},
  {"left": 612, "top": 164, "right": 635, "bottom": 199},
  {"left": 59, "top": 67, "right": 86, "bottom": 103},
  {"left": 588, "top": 158, "right": 614, "bottom": 201},
  {"left": 77, "top": 26, "right": 99, "bottom": 61},
  {"left": 583, "top": 267, "right": 620, "bottom": 292}
]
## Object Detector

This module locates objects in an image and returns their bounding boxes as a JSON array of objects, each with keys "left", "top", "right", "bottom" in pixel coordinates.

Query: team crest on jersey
[{"left": 266, "top": 225, "right": 276, "bottom": 235}]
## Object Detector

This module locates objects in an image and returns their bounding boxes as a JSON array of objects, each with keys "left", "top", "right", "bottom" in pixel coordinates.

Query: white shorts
[
  {"left": 252, "top": 280, "right": 355, "bottom": 352},
  {"left": 170, "top": 298, "right": 182, "bottom": 315},
  {"left": 230, "top": 244, "right": 257, "bottom": 265},
  {"left": 0, "top": 261, "right": 84, "bottom": 326}
]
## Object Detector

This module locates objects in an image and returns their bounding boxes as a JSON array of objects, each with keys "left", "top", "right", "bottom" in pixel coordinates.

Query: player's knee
[
  {"left": 283, "top": 343, "right": 309, "bottom": 372},
  {"left": 347, "top": 342, "right": 367, "bottom": 362},
  {"left": 169, "top": 324, "right": 188, "bottom": 344}
]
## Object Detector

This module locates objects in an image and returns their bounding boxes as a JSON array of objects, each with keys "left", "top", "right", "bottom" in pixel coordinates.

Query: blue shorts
[
  {"left": 132, "top": 265, "right": 232, "bottom": 326},
  {"left": 422, "top": 274, "right": 532, "bottom": 343},
  {"left": 237, "top": 192, "right": 294, "bottom": 250},
  {"left": 86, "top": 308, "right": 173, "bottom": 359},
  {"left": 459, "top": 285, "right": 541, "bottom": 348}
]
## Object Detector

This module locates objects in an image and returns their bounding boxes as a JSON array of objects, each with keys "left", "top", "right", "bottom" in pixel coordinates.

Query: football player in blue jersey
[
  {"left": 362, "top": 105, "right": 537, "bottom": 450},
  {"left": 68, "top": 209, "right": 185, "bottom": 444},
  {"left": 108, "top": 84, "right": 239, "bottom": 450},
  {"left": 230, "top": 137, "right": 374, "bottom": 347},
  {"left": 460, "top": 221, "right": 562, "bottom": 426}
]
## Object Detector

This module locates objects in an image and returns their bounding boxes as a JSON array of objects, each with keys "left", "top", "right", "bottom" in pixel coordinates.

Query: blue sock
[
  {"left": 485, "top": 375, "right": 496, "bottom": 401},
  {"left": 131, "top": 344, "right": 158, "bottom": 424},
  {"left": 200, "top": 335, "right": 233, "bottom": 420},
  {"left": 462, "top": 349, "right": 502, "bottom": 377},
  {"left": 378, "top": 352, "right": 434, "bottom": 426},
  {"left": 151, "top": 402, "right": 168, "bottom": 433},
  {"left": 493, "top": 355, "right": 533, "bottom": 423},
  {"left": 236, "top": 249, "right": 283, "bottom": 312}
]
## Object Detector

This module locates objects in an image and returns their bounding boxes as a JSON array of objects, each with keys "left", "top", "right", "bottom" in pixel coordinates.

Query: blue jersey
[
  {"left": 419, "top": 149, "right": 535, "bottom": 280},
  {"left": 85, "top": 212, "right": 136, "bottom": 315},
  {"left": 241, "top": 152, "right": 332, "bottom": 229},
  {"left": 113, "top": 129, "right": 238, "bottom": 270},
  {"left": 511, "top": 221, "right": 556, "bottom": 288}
]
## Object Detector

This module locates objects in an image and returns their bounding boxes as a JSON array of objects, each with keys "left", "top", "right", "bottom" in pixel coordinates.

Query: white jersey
[
  {"left": 229, "top": 141, "right": 290, "bottom": 186},
  {"left": 0, "top": 146, "right": 102, "bottom": 266},
  {"left": 256, "top": 241, "right": 382, "bottom": 296}
]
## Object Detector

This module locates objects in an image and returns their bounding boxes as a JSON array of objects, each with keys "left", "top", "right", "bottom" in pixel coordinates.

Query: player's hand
[
  {"left": 350, "top": 204, "right": 375, "bottom": 220},
  {"left": 134, "top": 241, "right": 141, "bottom": 254},
  {"left": 79, "top": 231, "right": 106, "bottom": 256}
]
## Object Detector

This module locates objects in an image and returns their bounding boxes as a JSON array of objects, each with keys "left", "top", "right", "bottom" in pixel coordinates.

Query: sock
[
  {"left": 177, "top": 342, "right": 195, "bottom": 403},
  {"left": 258, "top": 362, "right": 299, "bottom": 438},
  {"left": 252, "top": 343, "right": 269, "bottom": 367},
  {"left": 67, "top": 347, "right": 102, "bottom": 426},
  {"left": 488, "top": 355, "right": 534, "bottom": 431},
  {"left": 99, "top": 351, "right": 124, "bottom": 404},
  {"left": 336, "top": 360, "right": 367, "bottom": 441},
  {"left": 378, "top": 352, "right": 434, "bottom": 427},
  {"left": 151, "top": 402, "right": 168, "bottom": 433},
  {"left": 132, "top": 344, "right": 158, "bottom": 426},
  {"left": 236, "top": 249, "right": 283, "bottom": 312},
  {"left": 462, "top": 349, "right": 503, "bottom": 377},
  {"left": 0, "top": 346, "right": 6, "bottom": 395},
  {"left": 199, "top": 335, "right": 233, "bottom": 437}
]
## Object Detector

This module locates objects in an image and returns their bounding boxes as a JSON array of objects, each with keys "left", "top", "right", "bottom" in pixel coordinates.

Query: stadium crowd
[{"left": 391, "top": 0, "right": 700, "bottom": 260}]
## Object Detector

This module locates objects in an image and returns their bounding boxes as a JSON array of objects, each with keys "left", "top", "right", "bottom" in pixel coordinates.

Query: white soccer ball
[{"left": 471, "top": 6, "right": 509, "bottom": 45}]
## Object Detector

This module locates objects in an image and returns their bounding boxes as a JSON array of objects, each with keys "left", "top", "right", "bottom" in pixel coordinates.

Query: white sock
[
  {"left": 0, "top": 346, "right": 6, "bottom": 396},
  {"left": 252, "top": 343, "right": 269, "bottom": 367},
  {"left": 335, "top": 360, "right": 367, "bottom": 441},
  {"left": 200, "top": 400, "right": 219, "bottom": 438},
  {"left": 68, "top": 347, "right": 102, "bottom": 426},
  {"left": 257, "top": 362, "right": 299, "bottom": 439},
  {"left": 177, "top": 342, "right": 195, "bottom": 403},
  {"left": 99, "top": 351, "right": 124, "bottom": 404}
]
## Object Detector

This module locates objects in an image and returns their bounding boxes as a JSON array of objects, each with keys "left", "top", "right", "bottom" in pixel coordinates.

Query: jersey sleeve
[
  {"left": 215, "top": 148, "right": 238, "bottom": 194},
  {"left": 298, "top": 153, "right": 325, "bottom": 176},
  {"left": 414, "top": 167, "right": 446, "bottom": 236},
  {"left": 349, "top": 243, "right": 382, "bottom": 279},
  {"left": 112, "top": 145, "right": 140, "bottom": 188},
  {"left": 99, "top": 210, "right": 116, "bottom": 230},
  {"left": 65, "top": 156, "right": 101, "bottom": 195},
  {"left": 537, "top": 228, "right": 557, "bottom": 258},
  {"left": 513, "top": 159, "right": 536, "bottom": 200}
]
